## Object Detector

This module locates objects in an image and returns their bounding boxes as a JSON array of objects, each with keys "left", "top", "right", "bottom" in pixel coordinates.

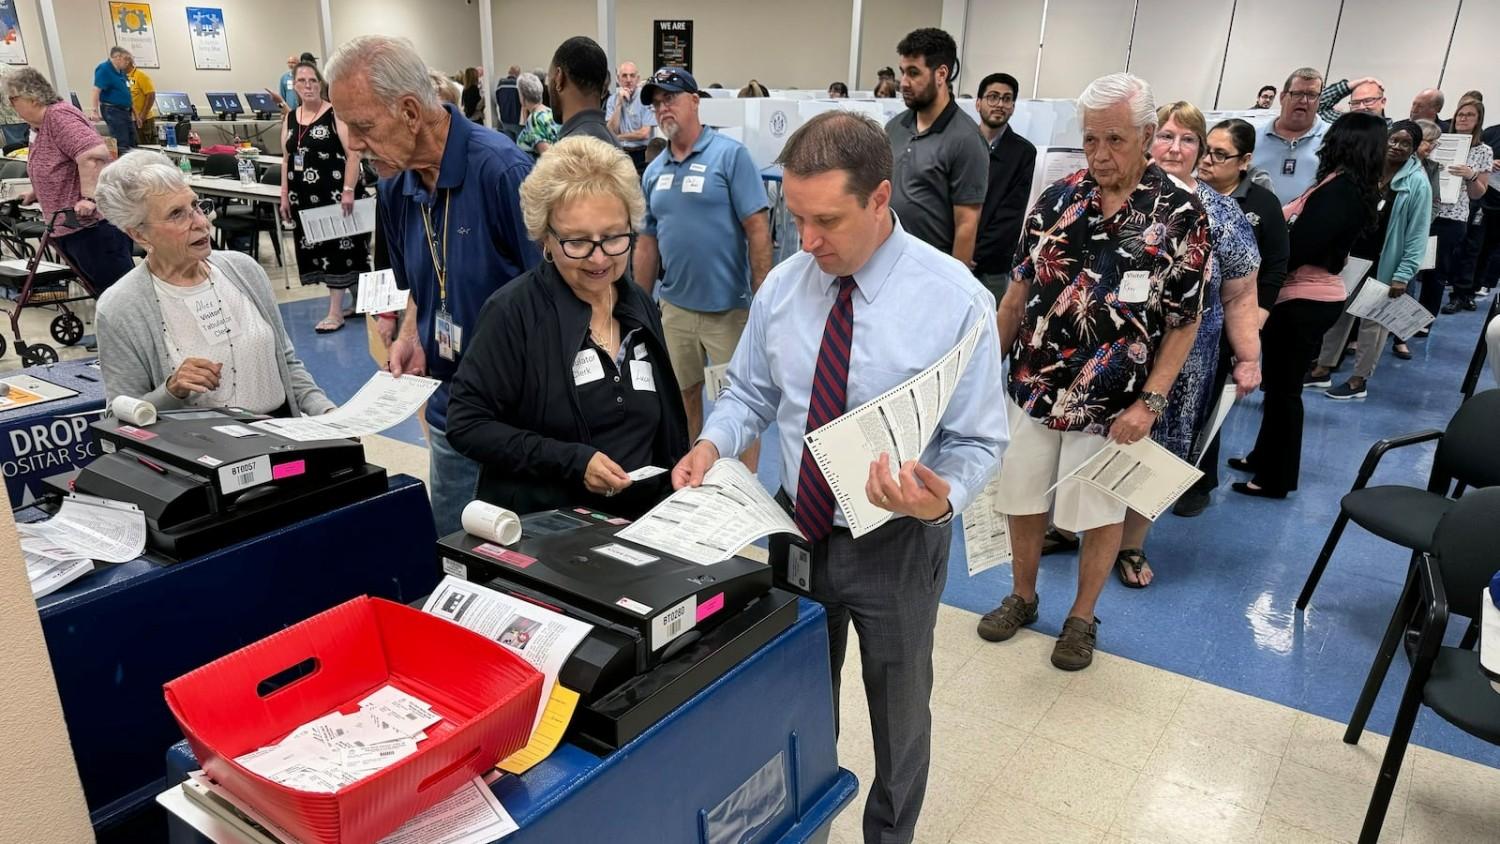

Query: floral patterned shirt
[
  {"left": 1008, "top": 163, "right": 1211, "bottom": 433},
  {"left": 516, "top": 106, "right": 559, "bottom": 156}
]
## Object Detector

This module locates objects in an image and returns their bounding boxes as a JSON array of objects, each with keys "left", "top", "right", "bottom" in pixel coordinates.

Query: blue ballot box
[
  {"left": 164, "top": 599, "right": 858, "bottom": 844},
  {"left": 0, "top": 358, "right": 106, "bottom": 507},
  {"left": 35, "top": 474, "right": 442, "bottom": 838}
]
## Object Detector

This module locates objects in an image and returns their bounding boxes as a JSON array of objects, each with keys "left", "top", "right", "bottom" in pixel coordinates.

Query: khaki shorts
[
  {"left": 659, "top": 300, "right": 750, "bottom": 390},
  {"left": 993, "top": 398, "right": 1126, "bottom": 533}
]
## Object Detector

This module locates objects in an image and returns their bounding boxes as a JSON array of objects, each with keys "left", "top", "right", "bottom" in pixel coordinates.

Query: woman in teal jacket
[{"left": 1308, "top": 120, "right": 1433, "bottom": 399}]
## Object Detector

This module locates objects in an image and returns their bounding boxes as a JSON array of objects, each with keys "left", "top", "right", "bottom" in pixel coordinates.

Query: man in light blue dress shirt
[
  {"left": 673, "top": 111, "right": 1008, "bottom": 844},
  {"left": 605, "top": 60, "right": 656, "bottom": 173}
]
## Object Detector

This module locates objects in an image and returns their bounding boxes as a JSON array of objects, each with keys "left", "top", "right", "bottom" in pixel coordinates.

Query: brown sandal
[{"left": 1115, "top": 548, "right": 1150, "bottom": 589}]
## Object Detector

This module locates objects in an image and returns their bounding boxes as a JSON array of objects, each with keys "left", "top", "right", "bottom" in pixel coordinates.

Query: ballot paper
[
  {"left": 1339, "top": 256, "right": 1373, "bottom": 295},
  {"left": 0, "top": 373, "right": 79, "bottom": 411},
  {"left": 1027, "top": 147, "right": 1088, "bottom": 211},
  {"left": 704, "top": 362, "right": 732, "bottom": 401},
  {"left": 1432, "top": 134, "right": 1472, "bottom": 206},
  {"left": 1421, "top": 235, "right": 1438, "bottom": 271},
  {"left": 178, "top": 770, "right": 517, "bottom": 844},
  {"left": 252, "top": 371, "right": 439, "bottom": 441},
  {"left": 618, "top": 458, "right": 800, "bottom": 564},
  {"left": 1191, "top": 383, "right": 1240, "bottom": 467},
  {"left": 961, "top": 476, "right": 1012, "bottom": 577},
  {"left": 356, "top": 269, "right": 409, "bottom": 315},
  {"left": 0, "top": 258, "right": 68, "bottom": 274},
  {"left": 17, "top": 494, "right": 147, "bottom": 562},
  {"left": 801, "top": 320, "right": 986, "bottom": 538},
  {"left": 25, "top": 547, "right": 93, "bottom": 598},
  {"left": 422, "top": 576, "right": 591, "bottom": 771},
  {"left": 1063, "top": 438, "right": 1203, "bottom": 521},
  {"left": 1346, "top": 278, "right": 1436, "bottom": 341},
  {"left": 297, "top": 197, "right": 377, "bottom": 245}
]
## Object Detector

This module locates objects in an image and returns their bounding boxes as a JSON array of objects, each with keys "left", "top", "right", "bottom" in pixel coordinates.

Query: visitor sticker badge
[
  {"left": 655, "top": 174, "right": 674, "bottom": 192},
  {"left": 1120, "top": 270, "right": 1150, "bottom": 304}
]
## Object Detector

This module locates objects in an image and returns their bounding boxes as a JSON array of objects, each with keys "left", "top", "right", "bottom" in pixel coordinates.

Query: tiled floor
[{"left": 9, "top": 238, "right": 1499, "bottom": 842}]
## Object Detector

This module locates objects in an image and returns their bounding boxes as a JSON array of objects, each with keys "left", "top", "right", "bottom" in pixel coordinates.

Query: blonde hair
[
  {"left": 1156, "top": 100, "right": 1208, "bottom": 164},
  {"left": 519, "top": 136, "right": 645, "bottom": 245}
]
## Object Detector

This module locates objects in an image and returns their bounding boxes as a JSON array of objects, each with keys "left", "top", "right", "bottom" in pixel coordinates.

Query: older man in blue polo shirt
[
  {"left": 328, "top": 34, "right": 539, "bottom": 537},
  {"left": 633, "top": 67, "right": 772, "bottom": 460},
  {"left": 606, "top": 60, "right": 656, "bottom": 173},
  {"left": 92, "top": 46, "right": 136, "bottom": 152}
]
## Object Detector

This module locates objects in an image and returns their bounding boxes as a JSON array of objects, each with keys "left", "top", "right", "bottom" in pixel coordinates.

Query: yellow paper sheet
[{"left": 498, "top": 684, "right": 579, "bottom": 774}]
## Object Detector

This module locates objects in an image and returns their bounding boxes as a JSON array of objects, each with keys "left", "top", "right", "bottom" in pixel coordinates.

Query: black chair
[
  {"left": 1344, "top": 486, "right": 1500, "bottom": 843},
  {"left": 200, "top": 153, "right": 237, "bottom": 178},
  {"left": 211, "top": 164, "right": 283, "bottom": 266},
  {"left": 1460, "top": 294, "right": 1500, "bottom": 398},
  {"left": 1297, "top": 388, "right": 1500, "bottom": 610}
]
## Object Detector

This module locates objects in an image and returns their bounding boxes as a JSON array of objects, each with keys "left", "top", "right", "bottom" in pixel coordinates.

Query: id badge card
[
  {"left": 435, "top": 308, "right": 462, "bottom": 361},
  {"left": 293, "top": 150, "right": 305, "bottom": 172},
  {"left": 768, "top": 530, "right": 815, "bottom": 596}
]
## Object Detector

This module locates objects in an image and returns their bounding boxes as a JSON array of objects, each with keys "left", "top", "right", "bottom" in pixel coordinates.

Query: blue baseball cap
[{"left": 641, "top": 67, "right": 699, "bottom": 104}]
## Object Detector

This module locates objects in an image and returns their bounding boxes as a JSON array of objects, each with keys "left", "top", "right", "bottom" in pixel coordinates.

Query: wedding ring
[{"left": 880, "top": 495, "right": 889, "bottom": 505}]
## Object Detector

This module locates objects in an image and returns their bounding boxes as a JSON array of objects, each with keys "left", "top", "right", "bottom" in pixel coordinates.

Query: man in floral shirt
[{"left": 978, "top": 72, "right": 1208, "bottom": 671}]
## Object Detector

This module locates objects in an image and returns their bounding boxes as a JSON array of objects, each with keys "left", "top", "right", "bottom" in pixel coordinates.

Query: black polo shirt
[
  {"left": 575, "top": 325, "right": 661, "bottom": 484},
  {"left": 885, "top": 99, "right": 990, "bottom": 254},
  {"left": 560, "top": 108, "right": 621, "bottom": 148}
]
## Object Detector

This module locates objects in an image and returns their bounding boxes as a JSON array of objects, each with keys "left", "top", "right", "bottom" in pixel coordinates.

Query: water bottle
[
  {"left": 163, "top": 123, "right": 177, "bottom": 148},
  {"left": 178, "top": 157, "right": 191, "bottom": 176},
  {"left": 237, "top": 155, "right": 255, "bottom": 185}
]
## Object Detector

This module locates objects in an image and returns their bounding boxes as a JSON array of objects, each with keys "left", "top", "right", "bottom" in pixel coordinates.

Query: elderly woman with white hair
[
  {"left": 515, "top": 72, "right": 558, "bottom": 156},
  {"left": 93, "top": 150, "right": 334, "bottom": 417},
  {"left": 446, "top": 136, "right": 687, "bottom": 518}
]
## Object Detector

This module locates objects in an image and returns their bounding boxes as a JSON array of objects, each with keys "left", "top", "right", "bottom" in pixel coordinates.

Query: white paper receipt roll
[
  {"left": 461, "top": 500, "right": 522, "bottom": 545},
  {"left": 111, "top": 395, "right": 157, "bottom": 426}
]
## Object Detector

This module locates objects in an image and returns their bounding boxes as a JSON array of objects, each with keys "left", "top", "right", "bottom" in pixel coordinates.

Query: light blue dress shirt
[
  {"left": 1251, "top": 115, "right": 1329, "bottom": 204},
  {"left": 605, "top": 87, "right": 656, "bottom": 150},
  {"left": 700, "top": 216, "right": 1009, "bottom": 523}
]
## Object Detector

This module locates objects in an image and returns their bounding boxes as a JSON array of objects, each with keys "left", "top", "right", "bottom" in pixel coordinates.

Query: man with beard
[
  {"left": 327, "top": 34, "right": 539, "bottom": 538},
  {"left": 633, "top": 67, "right": 770, "bottom": 467},
  {"left": 1252, "top": 67, "right": 1331, "bottom": 203},
  {"left": 548, "top": 36, "right": 617, "bottom": 147},
  {"left": 883, "top": 28, "right": 988, "bottom": 265},
  {"left": 972, "top": 71, "right": 1036, "bottom": 301}
]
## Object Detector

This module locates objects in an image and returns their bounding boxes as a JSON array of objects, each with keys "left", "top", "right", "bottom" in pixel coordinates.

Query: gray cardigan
[{"left": 96, "top": 251, "right": 335, "bottom": 416}]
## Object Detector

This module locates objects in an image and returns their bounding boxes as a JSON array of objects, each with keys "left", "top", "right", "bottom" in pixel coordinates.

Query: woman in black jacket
[{"left": 447, "top": 136, "right": 688, "bottom": 518}]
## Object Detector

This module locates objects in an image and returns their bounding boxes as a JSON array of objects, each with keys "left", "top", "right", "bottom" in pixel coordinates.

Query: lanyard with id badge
[{"left": 420, "top": 190, "right": 461, "bottom": 360}]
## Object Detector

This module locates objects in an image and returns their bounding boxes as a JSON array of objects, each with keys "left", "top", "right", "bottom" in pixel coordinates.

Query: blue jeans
[
  {"left": 428, "top": 426, "right": 480, "bottom": 539},
  {"left": 100, "top": 103, "right": 136, "bottom": 152}
]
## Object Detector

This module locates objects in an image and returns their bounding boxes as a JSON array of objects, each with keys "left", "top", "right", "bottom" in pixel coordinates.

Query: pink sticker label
[
  {"left": 605, "top": 517, "right": 630, "bottom": 525},
  {"left": 272, "top": 460, "right": 306, "bottom": 480},
  {"left": 117, "top": 425, "right": 156, "bottom": 441},
  {"left": 473, "top": 543, "right": 536, "bottom": 568},
  {"left": 696, "top": 592, "right": 725, "bottom": 623},
  {"left": 573, "top": 508, "right": 592, "bottom": 515}
]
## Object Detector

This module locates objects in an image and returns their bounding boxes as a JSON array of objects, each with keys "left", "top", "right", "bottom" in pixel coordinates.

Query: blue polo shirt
[
  {"left": 93, "top": 60, "right": 130, "bottom": 108},
  {"left": 1251, "top": 116, "right": 1330, "bottom": 204},
  {"left": 642, "top": 126, "right": 767, "bottom": 312},
  {"left": 604, "top": 88, "right": 656, "bottom": 150},
  {"left": 378, "top": 104, "right": 540, "bottom": 430}
]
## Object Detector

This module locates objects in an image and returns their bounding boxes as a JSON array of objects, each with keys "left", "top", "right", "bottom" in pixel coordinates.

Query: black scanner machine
[
  {"left": 438, "top": 508, "right": 797, "bottom": 752},
  {"left": 43, "top": 407, "right": 386, "bottom": 559}
]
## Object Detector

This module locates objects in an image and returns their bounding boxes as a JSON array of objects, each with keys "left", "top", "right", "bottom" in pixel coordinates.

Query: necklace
[
  {"left": 152, "top": 261, "right": 239, "bottom": 403},
  {"left": 589, "top": 285, "right": 618, "bottom": 354}
]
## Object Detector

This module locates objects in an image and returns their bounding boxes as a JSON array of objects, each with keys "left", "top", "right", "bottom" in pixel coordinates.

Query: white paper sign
[
  {"left": 297, "top": 197, "right": 377, "bottom": 245},
  {"left": 1433, "top": 134, "right": 1473, "bottom": 206}
]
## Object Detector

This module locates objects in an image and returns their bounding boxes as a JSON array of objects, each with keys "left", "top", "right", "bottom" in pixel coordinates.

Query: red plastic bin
[{"left": 164, "top": 596, "right": 542, "bottom": 844}]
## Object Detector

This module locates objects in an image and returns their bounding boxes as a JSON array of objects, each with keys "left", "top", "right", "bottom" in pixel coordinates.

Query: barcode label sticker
[
  {"left": 594, "top": 543, "right": 658, "bottom": 566},
  {"left": 218, "top": 456, "right": 271, "bottom": 492},
  {"left": 650, "top": 596, "right": 696, "bottom": 652},
  {"left": 441, "top": 557, "right": 467, "bottom": 578}
]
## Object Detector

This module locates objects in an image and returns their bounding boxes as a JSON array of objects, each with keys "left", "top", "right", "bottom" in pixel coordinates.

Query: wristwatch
[{"left": 1139, "top": 391, "right": 1168, "bottom": 415}]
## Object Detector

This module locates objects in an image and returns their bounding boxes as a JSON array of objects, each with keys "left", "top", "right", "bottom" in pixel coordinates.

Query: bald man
[
  {"left": 1411, "top": 88, "right": 1445, "bottom": 125},
  {"left": 607, "top": 60, "right": 656, "bottom": 173}
]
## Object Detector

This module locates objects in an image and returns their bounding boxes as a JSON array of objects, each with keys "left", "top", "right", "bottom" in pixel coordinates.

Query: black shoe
[
  {"left": 1171, "top": 487, "right": 1212, "bottom": 517},
  {"left": 1227, "top": 457, "right": 1255, "bottom": 473},
  {"left": 1463, "top": 297, "right": 1478, "bottom": 311},
  {"left": 1231, "top": 481, "right": 1288, "bottom": 499},
  {"left": 1442, "top": 299, "right": 1463, "bottom": 314},
  {"left": 1391, "top": 342, "right": 1412, "bottom": 360}
]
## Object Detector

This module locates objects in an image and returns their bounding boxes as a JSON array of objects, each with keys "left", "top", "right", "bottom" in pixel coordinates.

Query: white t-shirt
[{"left": 153, "top": 264, "right": 286, "bottom": 413}]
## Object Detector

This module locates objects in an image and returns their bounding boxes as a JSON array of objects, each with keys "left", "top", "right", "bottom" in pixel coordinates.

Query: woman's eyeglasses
[
  {"left": 1202, "top": 149, "right": 1246, "bottom": 164},
  {"left": 549, "top": 228, "right": 636, "bottom": 260},
  {"left": 160, "top": 198, "right": 215, "bottom": 225}
]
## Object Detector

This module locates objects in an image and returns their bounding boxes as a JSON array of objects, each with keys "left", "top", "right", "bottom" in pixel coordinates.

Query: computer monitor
[
  {"left": 156, "top": 92, "right": 193, "bottom": 118},
  {"left": 243, "top": 92, "right": 276, "bottom": 118},
  {"left": 204, "top": 92, "right": 243, "bottom": 119}
]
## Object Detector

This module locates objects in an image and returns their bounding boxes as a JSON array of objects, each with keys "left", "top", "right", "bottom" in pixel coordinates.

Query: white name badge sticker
[
  {"left": 630, "top": 359, "right": 656, "bottom": 392},
  {"left": 689, "top": 163, "right": 707, "bottom": 173},
  {"left": 1120, "top": 270, "right": 1151, "bottom": 304},
  {"left": 573, "top": 349, "right": 605, "bottom": 385},
  {"left": 681, "top": 175, "right": 705, "bottom": 194},
  {"left": 186, "top": 289, "right": 239, "bottom": 346},
  {"left": 655, "top": 174, "right": 674, "bottom": 192}
]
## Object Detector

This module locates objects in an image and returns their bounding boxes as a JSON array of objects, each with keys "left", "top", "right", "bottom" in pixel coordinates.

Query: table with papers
[
  {"left": 187, "top": 175, "right": 296, "bottom": 287},
  {"left": 161, "top": 600, "right": 857, "bottom": 843},
  {"left": 32, "top": 474, "right": 441, "bottom": 836},
  {"left": 0, "top": 357, "right": 105, "bottom": 508}
]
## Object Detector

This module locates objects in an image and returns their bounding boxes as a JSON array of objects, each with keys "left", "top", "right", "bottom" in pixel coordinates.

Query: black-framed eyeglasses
[
  {"left": 981, "top": 92, "right": 1015, "bottom": 105},
  {"left": 1284, "top": 91, "right": 1320, "bottom": 102},
  {"left": 548, "top": 227, "right": 636, "bottom": 260},
  {"left": 1202, "top": 149, "right": 1246, "bottom": 164}
]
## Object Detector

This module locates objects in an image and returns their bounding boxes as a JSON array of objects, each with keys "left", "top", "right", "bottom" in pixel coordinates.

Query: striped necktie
[{"left": 794, "top": 276, "right": 857, "bottom": 542}]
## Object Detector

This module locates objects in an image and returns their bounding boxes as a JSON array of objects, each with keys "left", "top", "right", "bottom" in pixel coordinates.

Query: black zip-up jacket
[
  {"left": 973, "top": 127, "right": 1037, "bottom": 275},
  {"left": 447, "top": 262, "right": 689, "bottom": 518}
]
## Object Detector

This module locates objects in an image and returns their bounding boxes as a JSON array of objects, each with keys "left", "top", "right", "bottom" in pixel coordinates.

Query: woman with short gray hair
[
  {"left": 4, "top": 67, "right": 135, "bottom": 293},
  {"left": 515, "top": 72, "right": 557, "bottom": 157},
  {"left": 93, "top": 150, "right": 334, "bottom": 417}
]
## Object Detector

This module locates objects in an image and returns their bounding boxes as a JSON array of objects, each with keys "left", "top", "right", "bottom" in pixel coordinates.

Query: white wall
[
  {"left": 332, "top": 0, "right": 482, "bottom": 77},
  {"left": 857, "top": 0, "right": 942, "bottom": 91}
]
